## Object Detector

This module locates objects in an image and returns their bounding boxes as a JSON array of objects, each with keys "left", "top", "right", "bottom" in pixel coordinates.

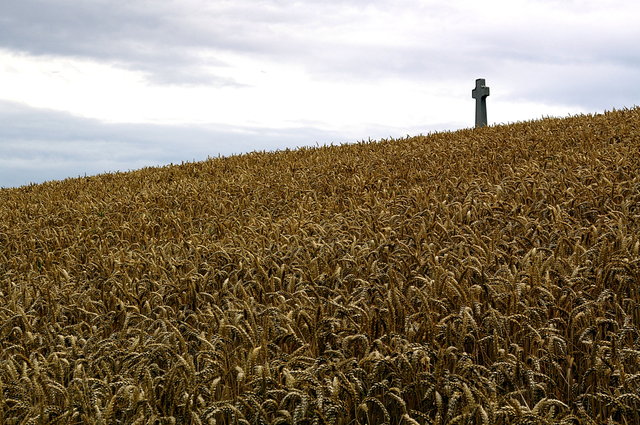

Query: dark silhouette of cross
[{"left": 472, "top": 78, "right": 490, "bottom": 128}]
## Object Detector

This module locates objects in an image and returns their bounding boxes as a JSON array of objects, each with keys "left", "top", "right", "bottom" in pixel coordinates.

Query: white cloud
[{"left": 0, "top": 48, "right": 469, "bottom": 134}]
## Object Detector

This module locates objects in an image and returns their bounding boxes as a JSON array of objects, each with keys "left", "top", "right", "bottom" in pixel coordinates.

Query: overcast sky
[{"left": 1, "top": 0, "right": 639, "bottom": 188}]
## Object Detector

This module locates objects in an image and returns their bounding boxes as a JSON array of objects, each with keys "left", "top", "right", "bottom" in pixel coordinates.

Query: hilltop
[{"left": 1, "top": 108, "right": 639, "bottom": 424}]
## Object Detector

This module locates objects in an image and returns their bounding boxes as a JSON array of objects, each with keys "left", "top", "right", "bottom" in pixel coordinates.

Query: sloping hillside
[{"left": 1, "top": 108, "right": 639, "bottom": 424}]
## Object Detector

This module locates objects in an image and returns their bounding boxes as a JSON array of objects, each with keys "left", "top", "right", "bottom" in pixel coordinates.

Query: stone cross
[{"left": 472, "top": 78, "right": 490, "bottom": 128}]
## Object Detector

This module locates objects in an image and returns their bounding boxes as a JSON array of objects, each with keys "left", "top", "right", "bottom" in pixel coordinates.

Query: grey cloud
[
  {"left": 0, "top": 0, "right": 267, "bottom": 86},
  {"left": 0, "top": 0, "right": 370, "bottom": 86},
  {"left": 0, "top": 101, "right": 345, "bottom": 188},
  {"left": 3, "top": 0, "right": 637, "bottom": 88},
  {"left": 0, "top": 1, "right": 471, "bottom": 85}
]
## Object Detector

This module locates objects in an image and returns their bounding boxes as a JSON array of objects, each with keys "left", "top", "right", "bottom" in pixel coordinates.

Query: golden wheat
[{"left": 1, "top": 108, "right": 640, "bottom": 424}]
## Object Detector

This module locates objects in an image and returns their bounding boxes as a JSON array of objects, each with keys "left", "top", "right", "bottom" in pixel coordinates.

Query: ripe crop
[{"left": 1, "top": 108, "right": 639, "bottom": 424}]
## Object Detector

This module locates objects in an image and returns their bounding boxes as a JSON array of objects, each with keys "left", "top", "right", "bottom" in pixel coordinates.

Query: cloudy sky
[{"left": 1, "top": 0, "right": 639, "bottom": 188}]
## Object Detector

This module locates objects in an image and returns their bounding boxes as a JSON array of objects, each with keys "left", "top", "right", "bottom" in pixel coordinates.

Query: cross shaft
[{"left": 472, "top": 78, "right": 490, "bottom": 128}]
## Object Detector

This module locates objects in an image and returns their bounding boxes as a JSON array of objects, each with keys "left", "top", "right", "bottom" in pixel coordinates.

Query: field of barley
[{"left": 1, "top": 107, "right": 640, "bottom": 425}]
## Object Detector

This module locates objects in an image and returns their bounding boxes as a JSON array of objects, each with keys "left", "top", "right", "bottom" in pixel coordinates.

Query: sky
[{"left": 1, "top": 0, "right": 639, "bottom": 188}]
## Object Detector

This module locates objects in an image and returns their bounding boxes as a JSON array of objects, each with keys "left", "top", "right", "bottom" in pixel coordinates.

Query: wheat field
[{"left": 1, "top": 108, "right": 639, "bottom": 424}]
